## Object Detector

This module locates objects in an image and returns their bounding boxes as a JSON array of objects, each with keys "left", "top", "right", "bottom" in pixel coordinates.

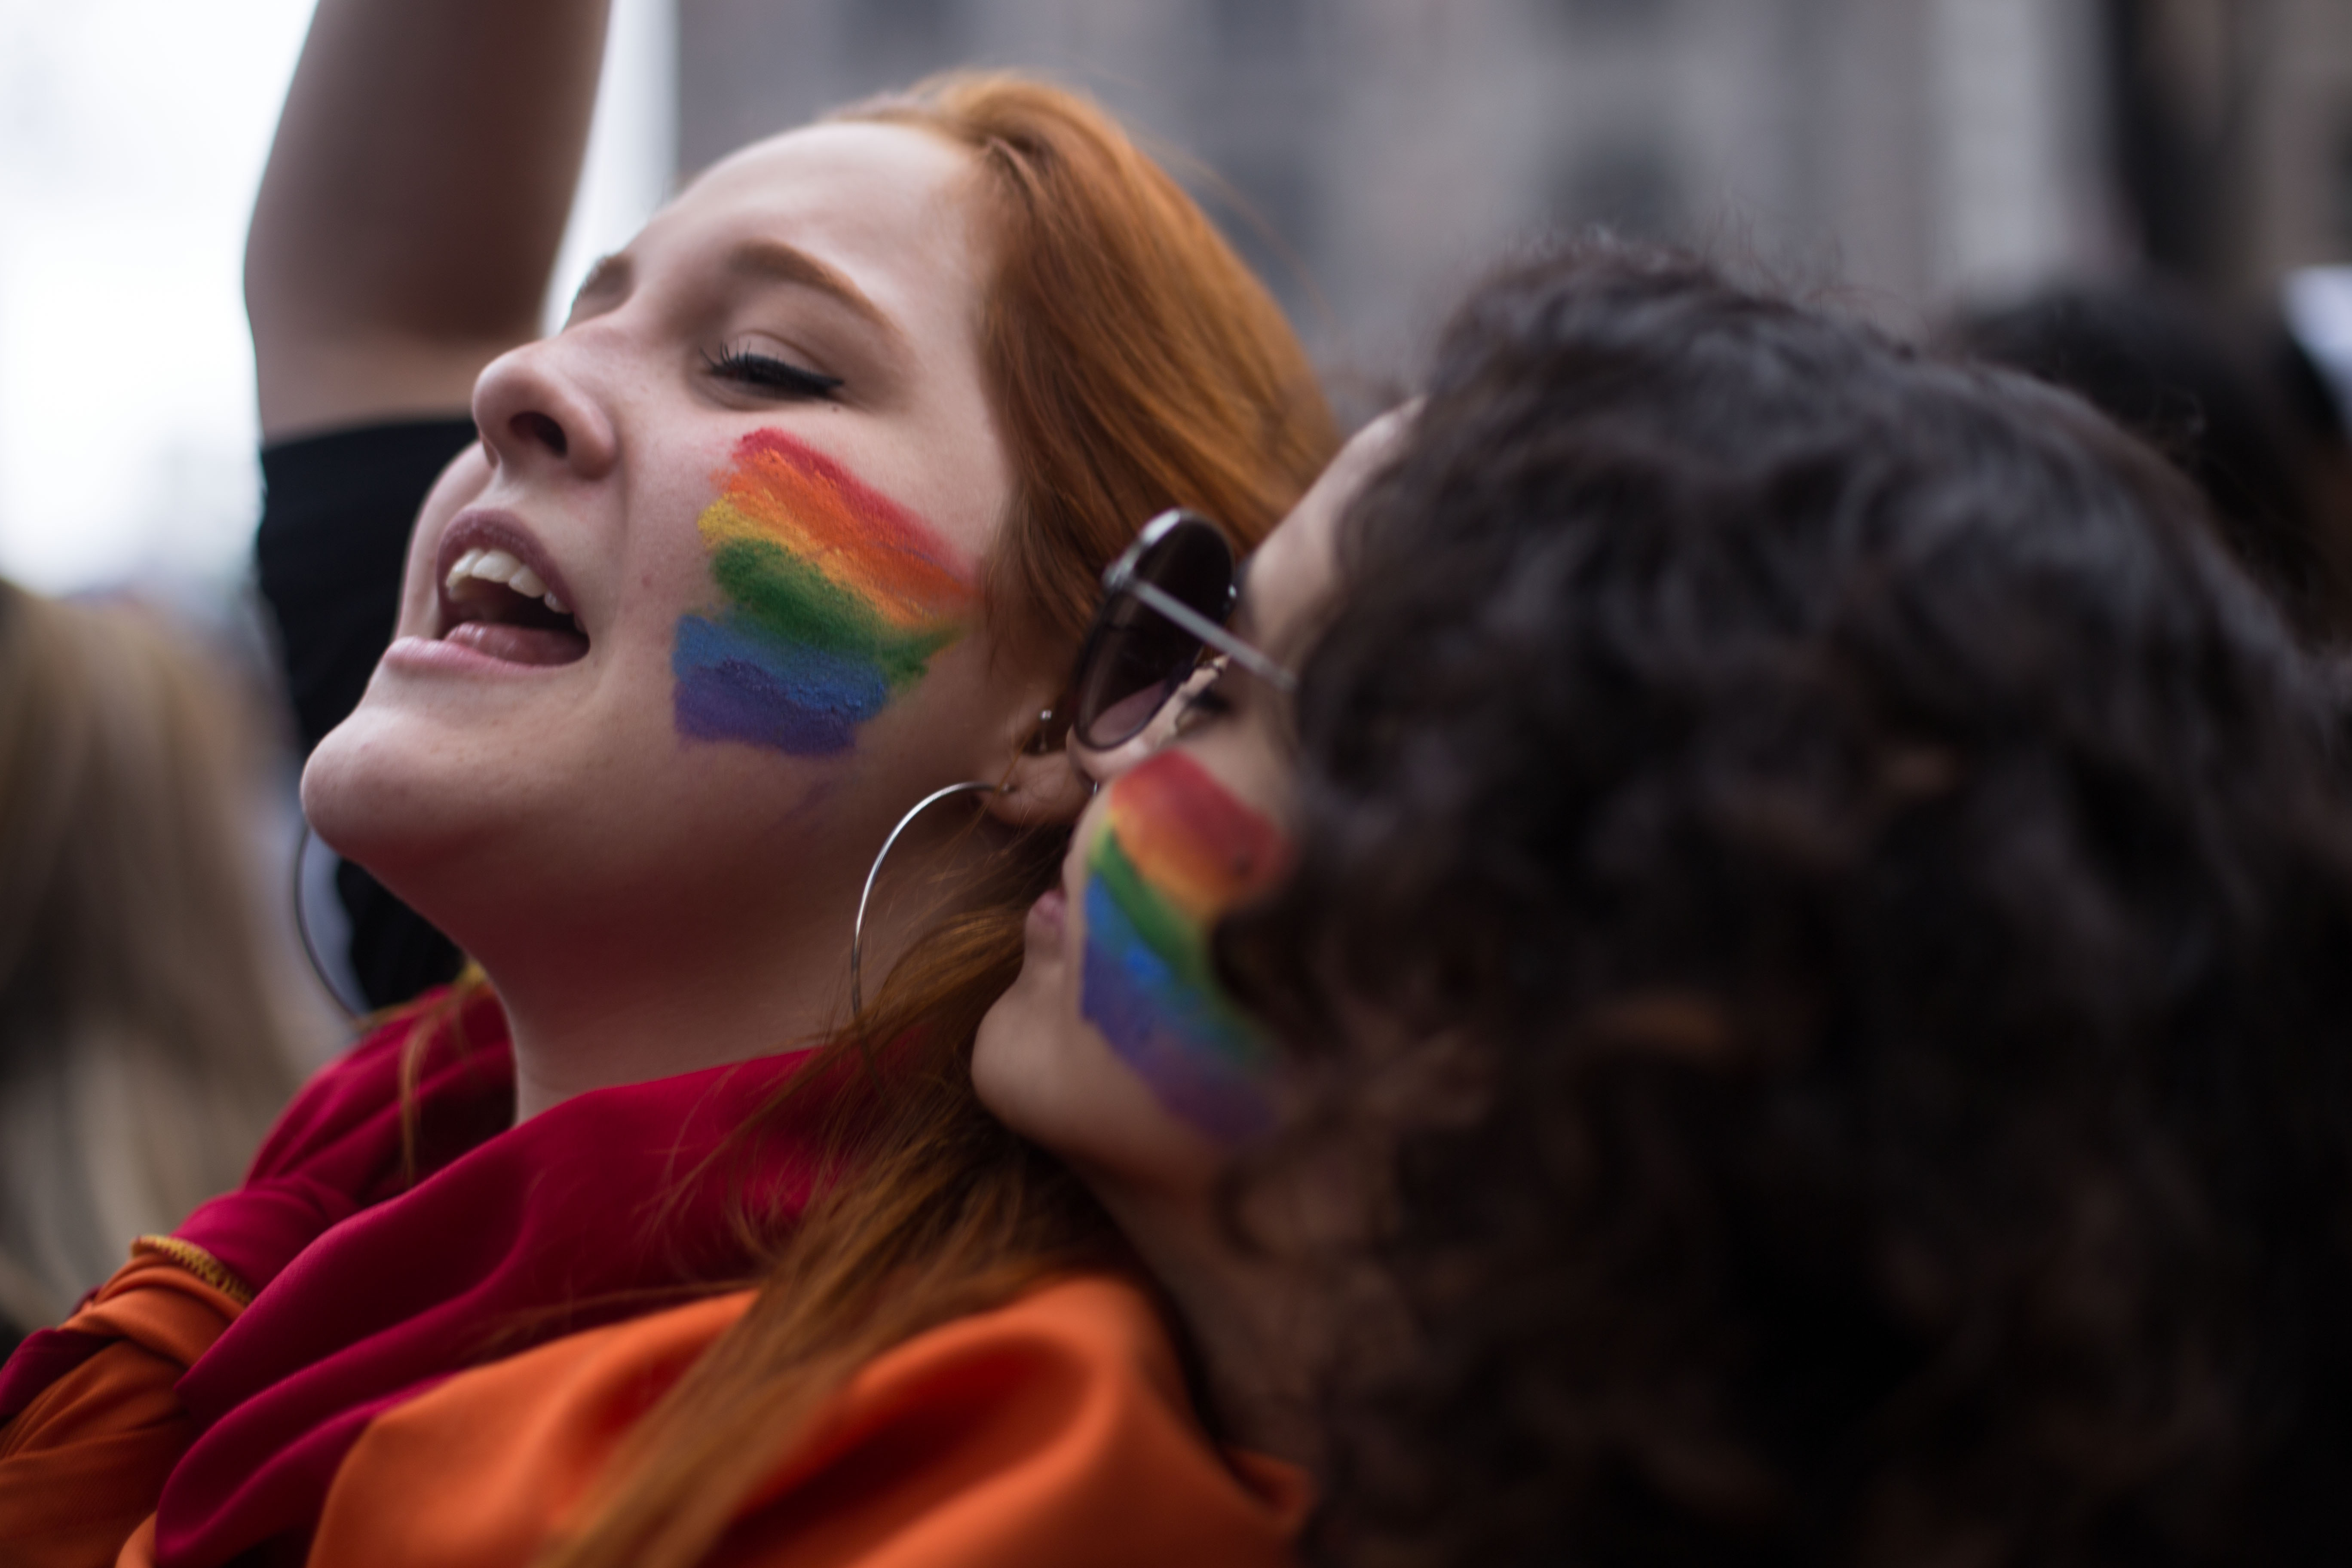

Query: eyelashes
[{"left": 701, "top": 346, "right": 845, "bottom": 401}]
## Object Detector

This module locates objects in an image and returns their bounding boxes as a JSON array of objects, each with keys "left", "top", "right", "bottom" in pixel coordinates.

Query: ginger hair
[{"left": 522, "top": 72, "right": 1334, "bottom": 1567}]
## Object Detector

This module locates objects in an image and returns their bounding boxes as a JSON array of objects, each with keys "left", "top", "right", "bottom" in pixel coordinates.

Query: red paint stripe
[
  {"left": 725, "top": 429, "right": 974, "bottom": 612},
  {"left": 1103, "top": 750, "right": 1289, "bottom": 916}
]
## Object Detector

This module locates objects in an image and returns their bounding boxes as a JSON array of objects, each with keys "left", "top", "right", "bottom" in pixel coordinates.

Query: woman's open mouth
[{"left": 433, "top": 517, "right": 590, "bottom": 668}]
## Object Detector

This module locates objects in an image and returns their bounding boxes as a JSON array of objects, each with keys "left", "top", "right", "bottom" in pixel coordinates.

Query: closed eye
[{"left": 701, "top": 346, "right": 844, "bottom": 400}]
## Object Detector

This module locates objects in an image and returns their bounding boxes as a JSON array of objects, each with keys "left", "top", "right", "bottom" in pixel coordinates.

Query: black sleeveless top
[{"left": 255, "top": 417, "right": 476, "bottom": 1010}]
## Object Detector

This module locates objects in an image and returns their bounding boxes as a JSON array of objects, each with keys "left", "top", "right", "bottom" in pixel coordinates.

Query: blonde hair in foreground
[
  {"left": 0, "top": 582, "right": 310, "bottom": 1331},
  {"left": 526, "top": 71, "right": 1336, "bottom": 1568}
]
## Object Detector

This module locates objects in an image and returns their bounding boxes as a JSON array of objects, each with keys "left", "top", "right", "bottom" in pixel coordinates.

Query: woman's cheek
[
  {"left": 669, "top": 428, "right": 974, "bottom": 756},
  {"left": 1077, "top": 748, "right": 1290, "bottom": 1143}
]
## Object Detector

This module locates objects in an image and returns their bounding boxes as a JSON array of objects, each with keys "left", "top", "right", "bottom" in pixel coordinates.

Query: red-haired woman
[{"left": 0, "top": 1, "right": 1333, "bottom": 1563}]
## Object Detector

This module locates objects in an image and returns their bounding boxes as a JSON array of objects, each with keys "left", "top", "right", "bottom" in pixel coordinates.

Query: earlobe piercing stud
[{"left": 1025, "top": 706, "right": 1059, "bottom": 755}]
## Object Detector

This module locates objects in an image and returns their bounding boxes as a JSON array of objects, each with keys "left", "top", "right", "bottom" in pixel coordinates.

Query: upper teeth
[{"left": 446, "top": 547, "right": 569, "bottom": 615}]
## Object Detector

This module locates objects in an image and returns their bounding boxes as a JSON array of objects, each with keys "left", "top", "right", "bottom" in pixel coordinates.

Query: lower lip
[
  {"left": 1026, "top": 886, "right": 1067, "bottom": 945},
  {"left": 381, "top": 634, "right": 575, "bottom": 677}
]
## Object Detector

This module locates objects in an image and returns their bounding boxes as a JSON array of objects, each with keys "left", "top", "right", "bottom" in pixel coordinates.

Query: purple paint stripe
[
  {"left": 671, "top": 614, "right": 888, "bottom": 757},
  {"left": 1080, "top": 882, "right": 1274, "bottom": 1142}
]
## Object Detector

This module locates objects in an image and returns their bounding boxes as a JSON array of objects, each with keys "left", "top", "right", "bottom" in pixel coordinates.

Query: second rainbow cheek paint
[
  {"left": 672, "top": 429, "right": 977, "bottom": 756},
  {"left": 1080, "top": 749, "right": 1292, "bottom": 1143}
]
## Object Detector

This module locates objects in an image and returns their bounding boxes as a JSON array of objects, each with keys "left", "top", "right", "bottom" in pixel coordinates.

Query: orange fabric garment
[
  {"left": 0, "top": 1253, "right": 245, "bottom": 1568},
  {"left": 291, "top": 1274, "right": 1308, "bottom": 1568}
]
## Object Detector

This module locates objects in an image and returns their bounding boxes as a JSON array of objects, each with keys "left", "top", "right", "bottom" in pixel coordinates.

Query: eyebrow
[{"left": 725, "top": 239, "right": 904, "bottom": 345}]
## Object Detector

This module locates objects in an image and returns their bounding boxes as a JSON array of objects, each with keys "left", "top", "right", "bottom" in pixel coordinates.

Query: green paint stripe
[
  {"left": 1090, "top": 833, "right": 1219, "bottom": 989},
  {"left": 713, "top": 538, "right": 958, "bottom": 687}
]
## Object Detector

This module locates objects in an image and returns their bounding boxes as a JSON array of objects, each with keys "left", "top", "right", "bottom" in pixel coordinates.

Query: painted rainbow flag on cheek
[
  {"left": 1081, "top": 749, "right": 1292, "bottom": 1143},
  {"left": 672, "top": 429, "right": 977, "bottom": 755}
]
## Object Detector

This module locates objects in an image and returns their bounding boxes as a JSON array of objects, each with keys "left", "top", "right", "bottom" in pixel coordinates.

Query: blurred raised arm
[{"left": 245, "top": 0, "right": 611, "bottom": 441}]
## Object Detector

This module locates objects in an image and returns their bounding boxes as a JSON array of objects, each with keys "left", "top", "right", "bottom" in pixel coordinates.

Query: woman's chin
[
  {"left": 300, "top": 712, "right": 491, "bottom": 894},
  {"left": 970, "top": 967, "right": 1060, "bottom": 1133}
]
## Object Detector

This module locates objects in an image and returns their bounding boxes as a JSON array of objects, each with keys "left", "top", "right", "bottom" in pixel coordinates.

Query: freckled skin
[{"left": 303, "top": 122, "right": 1048, "bottom": 1121}]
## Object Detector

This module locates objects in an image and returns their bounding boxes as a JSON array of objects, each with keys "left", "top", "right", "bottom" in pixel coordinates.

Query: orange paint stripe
[
  {"left": 708, "top": 430, "right": 974, "bottom": 622},
  {"left": 1102, "top": 751, "right": 1287, "bottom": 922}
]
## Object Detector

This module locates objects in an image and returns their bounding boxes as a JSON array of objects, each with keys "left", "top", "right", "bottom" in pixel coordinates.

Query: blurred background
[{"left": 2, "top": 0, "right": 2348, "bottom": 597}]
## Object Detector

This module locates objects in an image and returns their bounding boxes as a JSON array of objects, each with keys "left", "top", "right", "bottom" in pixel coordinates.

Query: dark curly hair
[{"left": 1222, "top": 242, "right": 2352, "bottom": 1566}]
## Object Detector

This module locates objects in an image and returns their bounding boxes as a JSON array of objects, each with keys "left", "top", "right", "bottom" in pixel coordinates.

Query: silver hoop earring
[
  {"left": 850, "top": 780, "right": 1000, "bottom": 1017},
  {"left": 292, "top": 819, "right": 361, "bottom": 1020}
]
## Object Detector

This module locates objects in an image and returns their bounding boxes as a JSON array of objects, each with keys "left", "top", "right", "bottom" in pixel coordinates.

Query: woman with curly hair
[{"left": 975, "top": 242, "right": 2352, "bottom": 1565}]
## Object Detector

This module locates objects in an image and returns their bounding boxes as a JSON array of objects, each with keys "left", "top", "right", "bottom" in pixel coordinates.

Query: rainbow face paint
[
  {"left": 1081, "top": 749, "right": 1291, "bottom": 1142},
  {"left": 673, "top": 430, "right": 976, "bottom": 755}
]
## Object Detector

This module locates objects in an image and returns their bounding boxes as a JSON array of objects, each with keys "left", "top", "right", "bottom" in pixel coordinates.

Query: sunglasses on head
[{"left": 1067, "top": 509, "right": 1297, "bottom": 751}]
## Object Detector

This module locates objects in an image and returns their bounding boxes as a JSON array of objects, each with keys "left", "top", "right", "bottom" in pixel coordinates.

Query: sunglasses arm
[{"left": 1125, "top": 579, "right": 1299, "bottom": 694}]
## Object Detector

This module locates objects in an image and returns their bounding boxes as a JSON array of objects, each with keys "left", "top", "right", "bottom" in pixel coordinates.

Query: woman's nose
[{"left": 470, "top": 336, "right": 620, "bottom": 482}]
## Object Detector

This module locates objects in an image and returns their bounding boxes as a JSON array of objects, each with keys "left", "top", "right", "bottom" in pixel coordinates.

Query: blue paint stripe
[
  {"left": 1081, "top": 879, "right": 1274, "bottom": 1142},
  {"left": 671, "top": 614, "right": 889, "bottom": 756}
]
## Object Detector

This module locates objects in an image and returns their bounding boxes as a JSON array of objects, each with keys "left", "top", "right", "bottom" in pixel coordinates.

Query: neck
[
  {"left": 493, "top": 913, "right": 845, "bottom": 1122},
  {"left": 416, "top": 810, "right": 1010, "bottom": 1124},
  {"left": 1089, "top": 1176, "right": 1324, "bottom": 1464}
]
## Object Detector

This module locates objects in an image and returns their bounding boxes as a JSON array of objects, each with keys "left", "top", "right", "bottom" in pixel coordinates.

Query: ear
[
  {"left": 986, "top": 744, "right": 1094, "bottom": 827},
  {"left": 979, "top": 684, "right": 1091, "bottom": 828}
]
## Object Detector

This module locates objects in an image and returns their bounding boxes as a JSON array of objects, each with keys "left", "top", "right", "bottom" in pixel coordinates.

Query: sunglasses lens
[{"left": 1074, "top": 520, "right": 1235, "bottom": 748}]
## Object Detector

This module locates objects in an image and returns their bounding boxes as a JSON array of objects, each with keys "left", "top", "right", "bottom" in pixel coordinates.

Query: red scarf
[{"left": 83, "top": 986, "right": 831, "bottom": 1568}]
